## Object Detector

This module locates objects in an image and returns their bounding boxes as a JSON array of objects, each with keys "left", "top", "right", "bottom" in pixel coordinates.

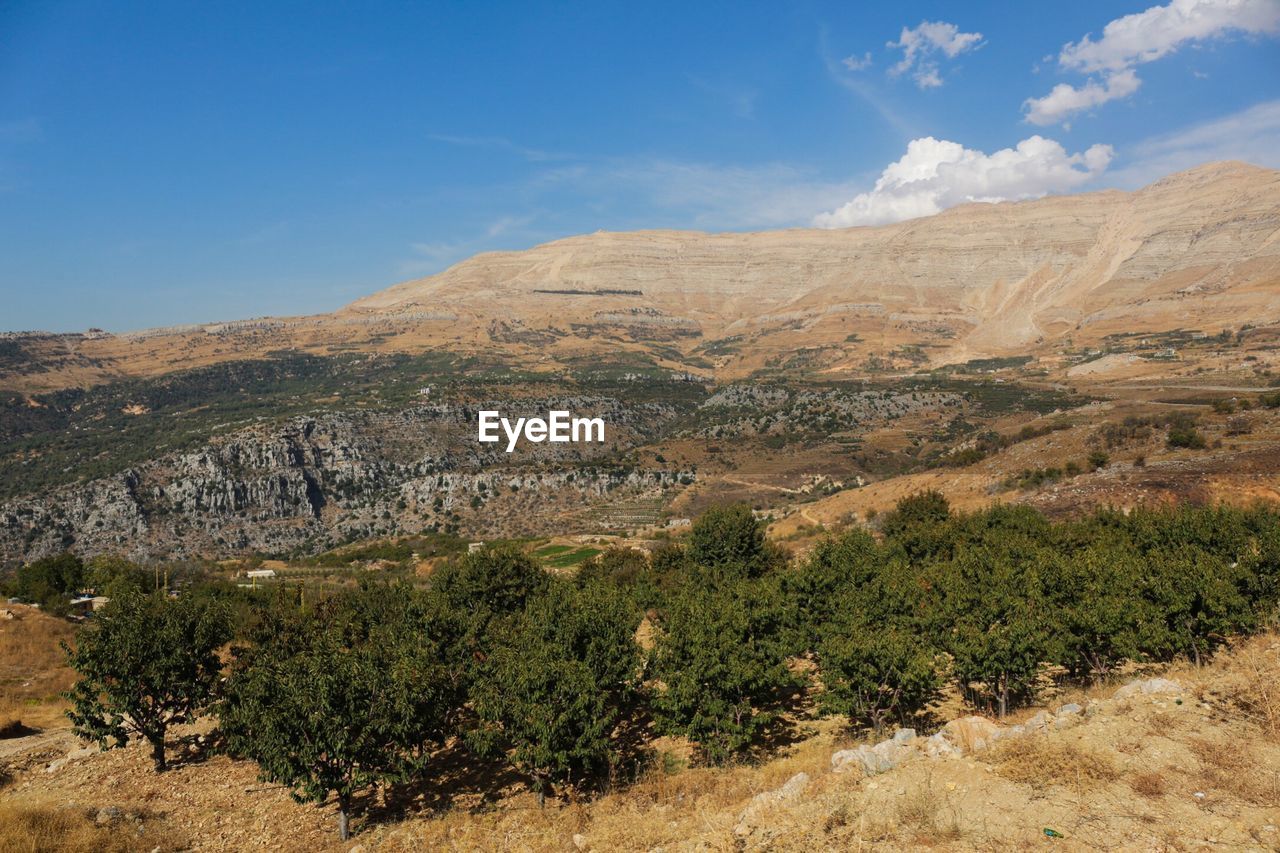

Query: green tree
[
  {"left": 85, "top": 554, "right": 150, "bottom": 597},
  {"left": 1046, "top": 546, "right": 1150, "bottom": 683},
  {"left": 64, "top": 589, "right": 230, "bottom": 771},
  {"left": 783, "top": 528, "right": 883, "bottom": 651},
  {"left": 879, "top": 491, "right": 955, "bottom": 561},
  {"left": 1138, "top": 547, "right": 1251, "bottom": 665},
  {"left": 470, "top": 581, "right": 640, "bottom": 804},
  {"left": 929, "top": 546, "right": 1055, "bottom": 718},
  {"left": 817, "top": 623, "right": 940, "bottom": 733},
  {"left": 16, "top": 552, "right": 84, "bottom": 612},
  {"left": 425, "top": 543, "right": 551, "bottom": 691},
  {"left": 686, "top": 504, "right": 781, "bottom": 582},
  {"left": 220, "top": 585, "right": 454, "bottom": 841},
  {"left": 650, "top": 581, "right": 794, "bottom": 762}
]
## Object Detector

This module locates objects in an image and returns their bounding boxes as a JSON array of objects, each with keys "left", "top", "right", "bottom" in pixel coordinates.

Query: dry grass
[
  {"left": 0, "top": 798, "right": 176, "bottom": 852},
  {"left": 384, "top": 728, "right": 840, "bottom": 852},
  {"left": 894, "top": 776, "right": 962, "bottom": 846},
  {"left": 1129, "top": 770, "right": 1167, "bottom": 799},
  {"left": 1219, "top": 638, "right": 1280, "bottom": 741},
  {"left": 0, "top": 607, "right": 77, "bottom": 732},
  {"left": 988, "top": 738, "right": 1120, "bottom": 792},
  {"left": 1188, "top": 736, "right": 1280, "bottom": 806}
]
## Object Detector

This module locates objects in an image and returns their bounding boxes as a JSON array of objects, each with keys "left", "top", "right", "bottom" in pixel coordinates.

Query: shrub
[{"left": 1168, "top": 425, "right": 1206, "bottom": 449}]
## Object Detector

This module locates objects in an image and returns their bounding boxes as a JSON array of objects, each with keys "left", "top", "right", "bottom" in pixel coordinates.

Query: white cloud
[
  {"left": 1110, "top": 98, "right": 1280, "bottom": 186},
  {"left": 1025, "top": 0, "right": 1280, "bottom": 125},
  {"left": 842, "top": 52, "right": 872, "bottom": 71},
  {"left": 887, "top": 20, "right": 984, "bottom": 89},
  {"left": 1024, "top": 69, "right": 1142, "bottom": 126},
  {"left": 812, "top": 136, "right": 1113, "bottom": 228}
]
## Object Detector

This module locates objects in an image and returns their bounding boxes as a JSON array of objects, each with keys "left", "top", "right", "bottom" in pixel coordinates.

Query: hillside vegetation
[{"left": 3, "top": 496, "right": 1276, "bottom": 847}]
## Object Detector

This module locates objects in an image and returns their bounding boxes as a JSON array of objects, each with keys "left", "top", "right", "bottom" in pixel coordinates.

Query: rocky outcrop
[
  {"left": 0, "top": 397, "right": 693, "bottom": 562},
  {"left": 826, "top": 677, "right": 1188, "bottom": 780}
]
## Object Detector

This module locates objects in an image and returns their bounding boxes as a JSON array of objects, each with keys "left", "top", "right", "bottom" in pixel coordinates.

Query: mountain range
[{"left": 4, "top": 160, "right": 1278, "bottom": 392}]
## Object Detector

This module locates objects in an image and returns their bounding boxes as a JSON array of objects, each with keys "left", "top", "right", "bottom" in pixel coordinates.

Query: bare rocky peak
[{"left": 343, "top": 161, "right": 1280, "bottom": 355}]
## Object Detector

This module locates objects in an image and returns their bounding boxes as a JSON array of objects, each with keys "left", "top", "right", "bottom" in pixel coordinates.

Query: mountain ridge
[{"left": 2, "top": 160, "right": 1278, "bottom": 392}]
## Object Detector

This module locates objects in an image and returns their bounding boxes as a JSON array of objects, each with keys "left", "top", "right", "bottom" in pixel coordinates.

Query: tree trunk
[
  {"left": 151, "top": 736, "right": 167, "bottom": 773},
  {"left": 998, "top": 677, "right": 1008, "bottom": 720},
  {"left": 338, "top": 794, "right": 350, "bottom": 842}
]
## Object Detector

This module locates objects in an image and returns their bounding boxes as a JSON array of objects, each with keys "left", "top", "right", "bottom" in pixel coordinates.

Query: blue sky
[{"left": 1, "top": 1, "right": 1278, "bottom": 332}]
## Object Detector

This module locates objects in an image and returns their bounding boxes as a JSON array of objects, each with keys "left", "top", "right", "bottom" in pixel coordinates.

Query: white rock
[
  {"left": 1025, "top": 711, "right": 1052, "bottom": 729},
  {"left": 1114, "top": 678, "right": 1184, "bottom": 700},
  {"left": 734, "top": 772, "right": 811, "bottom": 836},
  {"left": 922, "top": 732, "right": 961, "bottom": 758},
  {"left": 837, "top": 738, "right": 915, "bottom": 776}
]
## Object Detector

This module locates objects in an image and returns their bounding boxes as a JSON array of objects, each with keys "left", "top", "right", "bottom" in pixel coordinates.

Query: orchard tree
[
  {"left": 686, "top": 503, "right": 782, "bottom": 583},
  {"left": 929, "top": 547, "right": 1056, "bottom": 717},
  {"left": 1138, "top": 547, "right": 1251, "bottom": 665},
  {"left": 1046, "top": 546, "right": 1151, "bottom": 683},
  {"left": 784, "top": 528, "right": 882, "bottom": 650},
  {"left": 470, "top": 581, "right": 640, "bottom": 804},
  {"left": 817, "top": 623, "right": 941, "bottom": 733},
  {"left": 65, "top": 589, "right": 230, "bottom": 771},
  {"left": 220, "top": 587, "right": 454, "bottom": 841},
  {"left": 650, "top": 580, "right": 794, "bottom": 762},
  {"left": 426, "top": 543, "right": 550, "bottom": 672}
]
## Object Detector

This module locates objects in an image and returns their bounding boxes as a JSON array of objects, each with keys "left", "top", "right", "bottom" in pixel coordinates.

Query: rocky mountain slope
[
  {"left": 0, "top": 394, "right": 693, "bottom": 562},
  {"left": 2, "top": 161, "right": 1278, "bottom": 391}
]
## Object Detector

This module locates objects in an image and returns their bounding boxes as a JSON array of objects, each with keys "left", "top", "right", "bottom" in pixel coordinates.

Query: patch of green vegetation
[
  {"left": 540, "top": 546, "right": 602, "bottom": 569},
  {"left": 939, "top": 355, "right": 1035, "bottom": 374},
  {"left": 533, "top": 544, "right": 576, "bottom": 558},
  {"left": 296, "top": 533, "right": 468, "bottom": 568}
]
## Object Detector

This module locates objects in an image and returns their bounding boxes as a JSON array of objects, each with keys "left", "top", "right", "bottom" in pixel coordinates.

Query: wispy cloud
[
  {"left": 818, "top": 30, "right": 917, "bottom": 138},
  {"left": 426, "top": 132, "right": 569, "bottom": 162},
  {"left": 532, "top": 157, "right": 859, "bottom": 230},
  {"left": 1109, "top": 99, "right": 1280, "bottom": 186},
  {"left": 399, "top": 215, "right": 537, "bottom": 277},
  {"left": 841, "top": 52, "right": 872, "bottom": 71},
  {"left": 887, "top": 20, "right": 985, "bottom": 89},
  {"left": 1025, "top": 0, "right": 1280, "bottom": 126}
]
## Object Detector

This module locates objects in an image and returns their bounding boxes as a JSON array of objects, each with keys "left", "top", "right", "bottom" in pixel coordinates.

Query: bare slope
[
  {"left": 345, "top": 160, "right": 1280, "bottom": 362},
  {"left": 2, "top": 161, "right": 1278, "bottom": 391}
]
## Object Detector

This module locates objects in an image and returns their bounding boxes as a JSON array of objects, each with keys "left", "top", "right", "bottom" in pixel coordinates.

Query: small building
[
  {"left": 245, "top": 569, "right": 276, "bottom": 579},
  {"left": 69, "top": 595, "right": 110, "bottom": 615},
  {"left": 467, "top": 542, "right": 485, "bottom": 554}
]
